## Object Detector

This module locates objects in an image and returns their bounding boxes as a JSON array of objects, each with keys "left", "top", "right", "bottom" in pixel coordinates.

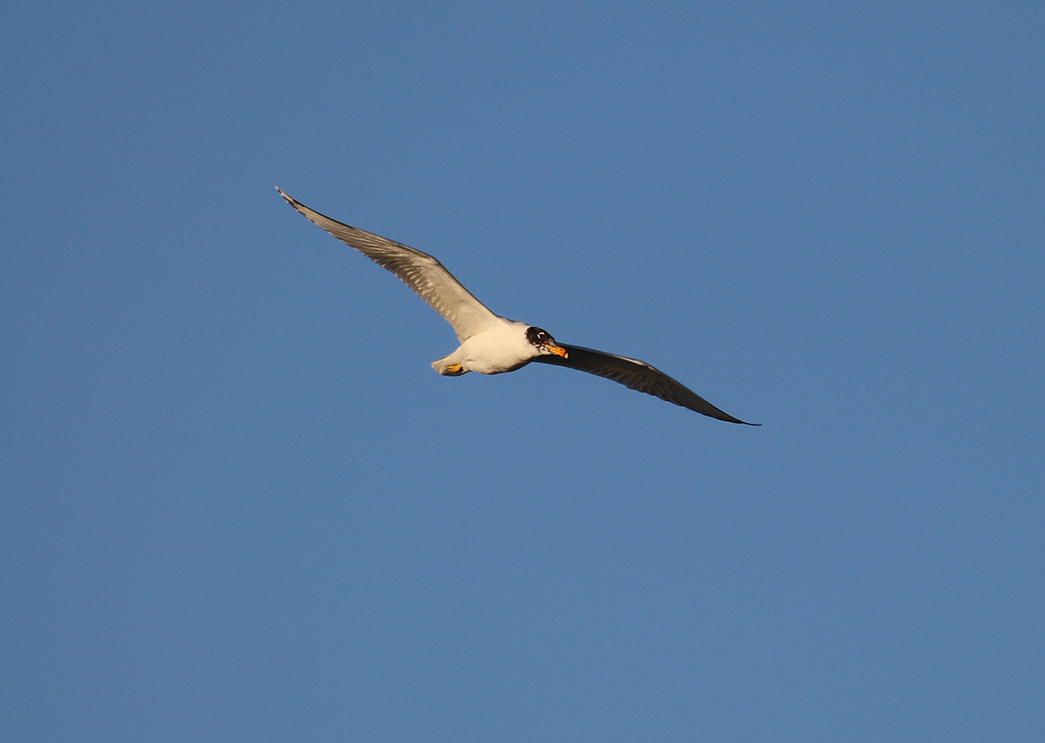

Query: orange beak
[{"left": 547, "top": 344, "right": 568, "bottom": 359}]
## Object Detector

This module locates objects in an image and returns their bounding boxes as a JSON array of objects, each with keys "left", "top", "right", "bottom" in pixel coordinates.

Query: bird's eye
[{"left": 528, "top": 327, "right": 552, "bottom": 346}]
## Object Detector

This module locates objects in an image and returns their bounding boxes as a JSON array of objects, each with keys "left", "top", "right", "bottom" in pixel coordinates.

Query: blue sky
[{"left": 2, "top": 2, "right": 1043, "bottom": 741}]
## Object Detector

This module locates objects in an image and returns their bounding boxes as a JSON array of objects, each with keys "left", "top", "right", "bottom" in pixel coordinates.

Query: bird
[{"left": 276, "top": 188, "right": 758, "bottom": 425}]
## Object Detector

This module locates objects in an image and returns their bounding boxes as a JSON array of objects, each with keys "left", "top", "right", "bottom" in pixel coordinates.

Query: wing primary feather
[
  {"left": 276, "top": 187, "right": 500, "bottom": 342},
  {"left": 533, "top": 344, "right": 759, "bottom": 424}
]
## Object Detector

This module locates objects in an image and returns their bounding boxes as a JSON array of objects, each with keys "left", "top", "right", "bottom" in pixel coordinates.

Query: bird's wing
[
  {"left": 532, "top": 344, "right": 759, "bottom": 424},
  {"left": 277, "top": 188, "right": 502, "bottom": 342}
]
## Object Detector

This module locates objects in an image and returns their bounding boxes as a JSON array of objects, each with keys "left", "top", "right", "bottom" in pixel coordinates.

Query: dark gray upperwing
[{"left": 532, "top": 344, "right": 758, "bottom": 424}]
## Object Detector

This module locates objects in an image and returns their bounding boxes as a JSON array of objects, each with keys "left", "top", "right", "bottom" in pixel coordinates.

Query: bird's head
[{"left": 526, "top": 326, "right": 568, "bottom": 359}]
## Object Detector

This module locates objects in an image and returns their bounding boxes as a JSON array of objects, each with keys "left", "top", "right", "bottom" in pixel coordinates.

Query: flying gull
[{"left": 277, "top": 188, "right": 758, "bottom": 425}]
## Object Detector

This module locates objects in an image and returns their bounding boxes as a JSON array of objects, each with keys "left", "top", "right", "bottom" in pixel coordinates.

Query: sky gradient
[{"left": 3, "top": 2, "right": 1043, "bottom": 741}]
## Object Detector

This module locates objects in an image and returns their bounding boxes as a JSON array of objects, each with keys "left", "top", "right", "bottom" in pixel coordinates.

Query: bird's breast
[{"left": 455, "top": 322, "right": 534, "bottom": 375}]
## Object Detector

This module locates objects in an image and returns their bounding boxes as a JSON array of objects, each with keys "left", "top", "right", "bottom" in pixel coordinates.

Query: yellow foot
[{"left": 443, "top": 363, "right": 466, "bottom": 376}]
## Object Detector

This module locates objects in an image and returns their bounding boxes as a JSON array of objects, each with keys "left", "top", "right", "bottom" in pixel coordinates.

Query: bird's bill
[{"left": 546, "top": 344, "right": 568, "bottom": 359}]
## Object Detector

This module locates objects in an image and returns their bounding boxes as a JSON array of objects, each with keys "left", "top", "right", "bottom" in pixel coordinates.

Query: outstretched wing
[
  {"left": 533, "top": 344, "right": 759, "bottom": 424},
  {"left": 277, "top": 188, "right": 502, "bottom": 342}
]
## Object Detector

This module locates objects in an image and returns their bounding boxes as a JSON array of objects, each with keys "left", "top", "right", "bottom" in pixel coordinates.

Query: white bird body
[
  {"left": 277, "top": 187, "right": 758, "bottom": 425},
  {"left": 432, "top": 320, "right": 540, "bottom": 376}
]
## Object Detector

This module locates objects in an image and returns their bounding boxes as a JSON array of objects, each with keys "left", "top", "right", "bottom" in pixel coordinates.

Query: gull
[{"left": 277, "top": 188, "right": 758, "bottom": 425}]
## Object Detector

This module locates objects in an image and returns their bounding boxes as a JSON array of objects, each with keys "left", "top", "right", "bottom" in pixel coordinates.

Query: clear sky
[{"left": 2, "top": 2, "right": 1043, "bottom": 741}]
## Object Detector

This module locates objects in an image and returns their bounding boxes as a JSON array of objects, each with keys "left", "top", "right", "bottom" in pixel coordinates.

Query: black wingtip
[{"left": 720, "top": 416, "right": 760, "bottom": 426}]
